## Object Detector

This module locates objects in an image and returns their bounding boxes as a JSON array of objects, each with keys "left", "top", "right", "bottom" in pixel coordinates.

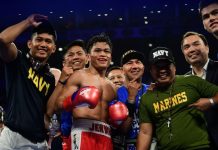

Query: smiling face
[
  {"left": 201, "top": 3, "right": 218, "bottom": 37},
  {"left": 122, "top": 59, "right": 144, "bottom": 81},
  {"left": 63, "top": 45, "right": 88, "bottom": 70},
  {"left": 150, "top": 60, "right": 176, "bottom": 87},
  {"left": 89, "top": 42, "right": 112, "bottom": 71},
  {"left": 28, "top": 33, "right": 56, "bottom": 62},
  {"left": 182, "top": 35, "right": 209, "bottom": 66},
  {"left": 107, "top": 69, "right": 125, "bottom": 88}
]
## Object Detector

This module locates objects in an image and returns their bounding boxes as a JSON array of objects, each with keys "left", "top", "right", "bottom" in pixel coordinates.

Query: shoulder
[
  {"left": 117, "top": 86, "right": 127, "bottom": 94},
  {"left": 184, "top": 70, "right": 192, "bottom": 75},
  {"left": 142, "top": 83, "right": 149, "bottom": 88},
  {"left": 117, "top": 86, "right": 128, "bottom": 100},
  {"left": 105, "top": 79, "right": 116, "bottom": 94},
  {"left": 66, "top": 69, "right": 86, "bottom": 84},
  {"left": 142, "top": 83, "right": 150, "bottom": 91},
  {"left": 208, "top": 59, "right": 218, "bottom": 68},
  {"left": 50, "top": 68, "right": 61, "bottom": 85},
  {"left": 71, "top": 69, "right": 86, "bottom": 78},
  {"left": 176, "top": 74, "right": 199, "bottom": 81},
  {"left": 175, "top": 75, "right": 206, "bottom": 86}
]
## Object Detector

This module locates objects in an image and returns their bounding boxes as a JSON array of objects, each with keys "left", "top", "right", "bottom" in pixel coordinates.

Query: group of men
[{"left": 0, "top": 0, "right": 218, "bottom": 150}]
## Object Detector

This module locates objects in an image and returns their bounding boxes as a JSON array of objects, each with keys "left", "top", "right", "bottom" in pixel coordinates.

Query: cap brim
[
  {"left": 151, "top": 57, "right": 174, "bottom": 65},
  {"left": 121, "top": 52, "right": 144, "bottom": 65}
]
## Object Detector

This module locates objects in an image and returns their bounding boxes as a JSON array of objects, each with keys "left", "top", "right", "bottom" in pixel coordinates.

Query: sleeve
[
  {"left": 117, "top": 86, "right": 128, "bottom": 103},
  {"left": 189, "top": 76, "right": 218, "bottom": 98},
  {"left": 139, "top": 94, "right": 153, "bottom": 124}
]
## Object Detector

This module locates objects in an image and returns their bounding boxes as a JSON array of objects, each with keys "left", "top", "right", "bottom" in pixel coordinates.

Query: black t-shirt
[
  {"left": 3, "top": 51, "right": 55, "bottom": 142},
  {"left": 0, "top": 59, "right": 6, "bottom": 105}
]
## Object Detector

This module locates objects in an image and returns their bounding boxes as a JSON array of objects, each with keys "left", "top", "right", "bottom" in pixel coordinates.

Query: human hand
[
  {"left": 189, "top": 98, "right": 212, "bottom": 111},
  {"left": 59, "top": 58, "right": 74, "bottom": 83},
  {"left": 127, "top": 77, "right": 141, "bottom": 102},
  {"left": 26, "top": 14, "right": 48, "bottom": 27}
]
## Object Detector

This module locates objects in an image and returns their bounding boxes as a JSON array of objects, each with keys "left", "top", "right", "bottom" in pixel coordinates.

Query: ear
[
  {"left": 27, "top": 40, "right": 32, "bottom": 49},
  {"left": 85, "top": 54, "right": 89, "bottom": 64},
  {"left": 205, "top": 45, "right": 209, "bottom": 54},
  {"left": 87, "top": 54, "right": 91, "bottom": 62},
  {"left": 51, "top": 44, "right": 56, "bottom": 54},
  {"left": 203, "top": 22, "right": 209, "bottom": 32}
]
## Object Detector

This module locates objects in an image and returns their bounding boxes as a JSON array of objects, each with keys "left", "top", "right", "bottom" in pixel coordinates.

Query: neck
[
  {"left": 87, "top": 67, "right": 106, "bottom": 77},
  {"left": 126, "top": 77, "right": 142, "bottom": 84},
  {"left": 156, "top": 78, "right": 175, "bottom": 90},
  {"left": 191, "top": 60, "right": 207, "bottom": 77},
  {"left": 192, "top": 67, "right": 204, "bottom": 77},
  {"left": 29, "top": 52, "right": 47, "bottom": 64}
]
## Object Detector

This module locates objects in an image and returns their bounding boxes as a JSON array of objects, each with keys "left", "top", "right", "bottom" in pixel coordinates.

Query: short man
[
  {"left": 47, "top": 39, "right": 88, "bottom": 150},
  {"left": 47, "top": 39, "right": 88, "bottom": 117},
  {"left": 54, "top": 34, "right": 125, "bottom": 150},
  {"left": 181, "top": 31, "right": 218, "bottom": 148},
  {"left": 0, "top": 14, "right": 56, "bottom": 149},
  {"left": 106, "top": 66, "right": 126, "bottom": 89},
  {"left": 137, "top": 47, "right": 218, "bottom": 150},
  {"left": 116, "top": 50, "right": 149, "bottom": 150},
  {"left": 199, "top": 0, "right": 218, "bottom": 40}
]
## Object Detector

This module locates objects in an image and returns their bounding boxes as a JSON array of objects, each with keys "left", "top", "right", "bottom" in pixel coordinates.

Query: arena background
[{"left": 0, "top": 0, "right": 218, "bottom": 83}]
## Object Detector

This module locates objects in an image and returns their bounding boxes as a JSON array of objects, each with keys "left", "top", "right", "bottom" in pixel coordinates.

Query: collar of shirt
[{"left": 190, "top": 59, "right": 209, "bottom": 79}]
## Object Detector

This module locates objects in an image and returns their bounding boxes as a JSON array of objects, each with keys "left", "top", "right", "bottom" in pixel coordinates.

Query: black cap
[
  {"left": 199, "top": 0, "right": 218, "bottom": 13},
  {"left": 121, "top": 50, "right": 145, "bottom": 66},
  {"left": 148, "top": 47, "right": 175, "bottom": 65},
  {"left": 32, "top": 20, "right": 57, "bottom": 41}
]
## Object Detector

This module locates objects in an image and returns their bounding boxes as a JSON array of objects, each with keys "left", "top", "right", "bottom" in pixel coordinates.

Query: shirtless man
[{"left": 54, "top": 34, "right": 127, "bottom": 150}]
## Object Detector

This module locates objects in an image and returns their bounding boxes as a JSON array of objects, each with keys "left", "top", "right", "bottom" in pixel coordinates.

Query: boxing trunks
[{"left": 71, "top": 119, "right": 112, "bottom": 150}]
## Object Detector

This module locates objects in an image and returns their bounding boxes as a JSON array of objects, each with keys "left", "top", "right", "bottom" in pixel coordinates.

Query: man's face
[
  {"left": 150, "top": 60, "right": 176, "bottom": 87},
  {"left": 182, "top": 35, "right": 209, "bottom": 66},
  {"left": 201, "top": 3, "right": 218, "bottom": 36},
  {"left": 28, "top": 33, "right": 56, "bottom": 62},
  {"left": 63, "top": 45, "right": 87, "bottom": 70},
  {"left": 122, "top": 59, "right": 144, "bottom": 81},
  {"left": 107, "top": 69, "right": 125, "bottom": 88},
  {"left": 89, "top": 42, "right": 112, "bottom": 70}
]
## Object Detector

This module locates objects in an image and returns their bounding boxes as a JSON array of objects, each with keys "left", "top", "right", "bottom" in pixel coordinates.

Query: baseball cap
[
  {"left": 148, "top": 47, "right": 175, "bottom": 65},
  {"left": 120, "top": 50, "right": 145, "bottom": 66},
  {"left": 32, "top": 20, "right": 57, "bottom": 41},
  {"left": 199, "top": 0, "right": 218, "bottom": 13}
]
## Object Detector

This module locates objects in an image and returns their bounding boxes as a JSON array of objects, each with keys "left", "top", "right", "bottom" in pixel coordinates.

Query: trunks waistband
[{"left": 72, "top": 119, "right": 111, "bottom": 138}]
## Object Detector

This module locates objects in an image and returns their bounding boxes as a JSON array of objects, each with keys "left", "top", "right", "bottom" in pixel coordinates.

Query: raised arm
[
  {"left": 46, "top": 64, "right": 74, "bottom": 117},
  {"left": 0, "top": 14, "right": 47, "bottom": 62},
  {"left": 137, "top": 122, "right": 153, "bottom": 150}
]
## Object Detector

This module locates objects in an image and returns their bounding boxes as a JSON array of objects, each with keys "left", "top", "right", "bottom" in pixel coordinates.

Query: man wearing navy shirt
[{"left": 116, "top": 50, "right": 149, "bottom": 150}]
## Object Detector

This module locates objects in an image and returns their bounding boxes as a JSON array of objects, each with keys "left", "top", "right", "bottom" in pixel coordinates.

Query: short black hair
[
  {"left": 106, "top": 66, "right": 122, "bottom": 77},
  {"left": 86, "top": 33, "right": 112, "bottom": 53},
  {"left": 181, "top": 31, "right": 208, "bottom": 50},
  {"left": 65, "top": 39, "right": 86, "bottom": 52},
  {"left": 31, "top": 20, "right": 57, "bottom": 41},
  {"left": 199, "top": 0, "right": 218, "bottom": 13}
]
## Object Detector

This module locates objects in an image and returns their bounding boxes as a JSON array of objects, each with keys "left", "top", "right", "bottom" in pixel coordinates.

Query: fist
[{"left": 109, "top": 100, "right": 129, "bottom": 128}]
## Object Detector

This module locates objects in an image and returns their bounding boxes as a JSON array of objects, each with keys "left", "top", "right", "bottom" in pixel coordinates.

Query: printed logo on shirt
[
  {"left": 153, "top": 91, "right": 188, "bottom": 113},
  {"left": 27, "top": 67, "right": 51, "bottom": 96}
]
